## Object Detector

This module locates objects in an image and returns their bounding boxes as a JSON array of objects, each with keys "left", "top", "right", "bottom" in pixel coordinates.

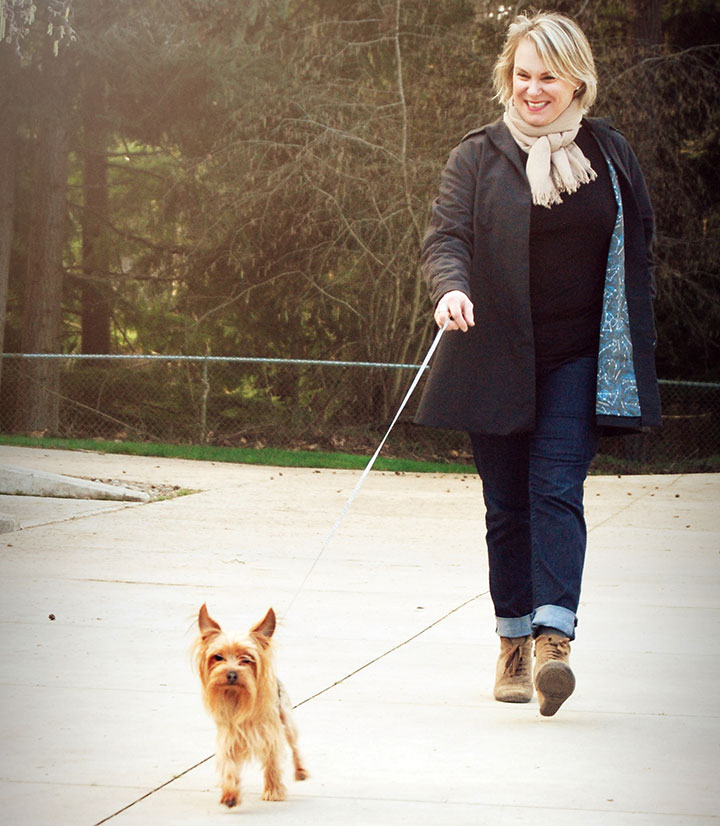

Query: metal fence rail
[{"left": 1, "top": 354, "right": 719, "bottom": 473}]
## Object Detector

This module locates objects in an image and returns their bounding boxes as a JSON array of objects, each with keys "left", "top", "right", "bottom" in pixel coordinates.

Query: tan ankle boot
[
  {"left": 534, "top": 631, "right": 575, "bottom": 717},
  {"left": 494, "top": 635, "right": 533, "bottom": 703}
]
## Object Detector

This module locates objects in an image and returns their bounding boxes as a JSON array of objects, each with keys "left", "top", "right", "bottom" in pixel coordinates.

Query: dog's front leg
[
  {"left": 261, "top": 744, "right": 287, "bottom": 801},
  {"left": 217, "top": 730, "right": 244, "bottom": 807}
]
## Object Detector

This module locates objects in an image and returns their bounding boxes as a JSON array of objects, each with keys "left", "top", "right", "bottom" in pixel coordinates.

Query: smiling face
[{"left": 512, "top": 37, "right": 578, "bottom": 127}]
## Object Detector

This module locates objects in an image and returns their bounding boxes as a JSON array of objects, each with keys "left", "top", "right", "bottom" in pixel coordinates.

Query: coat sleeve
[
  {"left": 421, "top": 140, "right": 479, "bottom": 307},
  {"left": 614, "top": 131, "right": 657, "bottom": 298}
]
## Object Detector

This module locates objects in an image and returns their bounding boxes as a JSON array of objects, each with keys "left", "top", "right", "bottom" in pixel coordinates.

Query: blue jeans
[{"left": 470, "top": 357, "right": 599, "bottom": 641}]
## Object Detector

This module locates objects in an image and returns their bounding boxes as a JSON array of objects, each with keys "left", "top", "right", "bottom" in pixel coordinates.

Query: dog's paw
[
  {"left": 220, "top": 790, "right": 240, "bottom": 808},
  {"left": 295, "top": 766, "right": 309, "bottom": 781},
  {"left": 262, "top": 784, "right": 287, "bottom": 802}
]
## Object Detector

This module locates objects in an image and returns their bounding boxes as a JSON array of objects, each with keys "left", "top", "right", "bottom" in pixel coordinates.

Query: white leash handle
[{"left": 285, "top": 319, "right": 450, "bottom": 612}]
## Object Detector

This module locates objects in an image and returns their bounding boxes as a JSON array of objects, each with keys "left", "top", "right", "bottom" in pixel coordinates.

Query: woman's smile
[{"left": 524, "top": 100, "right": 550, "bottom": 113}]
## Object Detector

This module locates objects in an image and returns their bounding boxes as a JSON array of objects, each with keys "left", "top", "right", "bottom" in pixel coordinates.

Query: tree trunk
[
  {"left": 627, "top": 0, "right": 663, "bottom": 47},
  {"left": 81, "top": 68, "right": 112, "bottom": 355},
  {"left": 19, "top": 51, "right": 70, "bottom": 434},
  {"left": 0, "top": 45, "right": 20, "bottom": 397}
]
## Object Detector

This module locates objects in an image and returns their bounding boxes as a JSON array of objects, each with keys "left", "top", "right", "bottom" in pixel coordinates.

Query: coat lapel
[{"left": 483, "top": 120, "right": 528, "bottom": 181}]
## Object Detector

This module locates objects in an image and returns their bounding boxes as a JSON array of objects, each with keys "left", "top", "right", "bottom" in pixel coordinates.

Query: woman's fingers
[{"left": 434, "top": 290, "right": 475, "bottom": 331}]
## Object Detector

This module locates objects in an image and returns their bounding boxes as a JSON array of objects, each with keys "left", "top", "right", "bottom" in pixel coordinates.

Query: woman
[{"left": 415, "top": 12, "right": 661, "bottom": 716}]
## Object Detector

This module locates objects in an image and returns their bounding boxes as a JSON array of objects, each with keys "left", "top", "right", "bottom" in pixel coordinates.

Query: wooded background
[{"left": 1, "top": 0, "right": 718, "bottom": 435}]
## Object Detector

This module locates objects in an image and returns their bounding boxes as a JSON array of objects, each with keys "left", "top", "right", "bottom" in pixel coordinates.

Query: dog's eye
[
  {"left": 212, "top": 654, "right": 225, "bottom": 662},
  {"left": 240, "top": 656, "right": 254, "bottom": 665}
]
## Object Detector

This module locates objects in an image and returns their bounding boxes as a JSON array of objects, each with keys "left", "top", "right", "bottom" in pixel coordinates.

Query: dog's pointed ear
[
  {"left": 251, "top": 607, "right": 276, "bottom": 642},
  {"left": 198, "top": 603, "right": 222, "bottom": 641}
]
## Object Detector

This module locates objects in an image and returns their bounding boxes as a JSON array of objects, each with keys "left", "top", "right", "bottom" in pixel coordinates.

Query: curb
[{"left": 0, "top": 465, "right": 150, "bottom": 503}]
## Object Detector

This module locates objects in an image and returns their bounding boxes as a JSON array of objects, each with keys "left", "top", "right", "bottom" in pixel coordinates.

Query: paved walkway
[{"left": 0, "top": 444, "right": 718, "bottom": 825}]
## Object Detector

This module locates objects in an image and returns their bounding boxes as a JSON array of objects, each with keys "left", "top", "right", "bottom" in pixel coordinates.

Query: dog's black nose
[{"left": 226, "top": 671, "right": 238, "bottom": 684}]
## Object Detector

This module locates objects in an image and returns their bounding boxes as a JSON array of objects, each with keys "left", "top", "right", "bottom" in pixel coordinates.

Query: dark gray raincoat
[{"left": 414, "top": 117, "right": 661, "bottom": 435}]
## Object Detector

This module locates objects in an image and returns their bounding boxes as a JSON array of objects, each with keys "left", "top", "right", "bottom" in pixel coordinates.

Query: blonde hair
[{"left": 492, "top": 12, "right": 598, "bottom": 112}]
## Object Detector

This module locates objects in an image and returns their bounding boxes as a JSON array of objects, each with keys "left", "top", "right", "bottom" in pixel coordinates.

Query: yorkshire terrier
[{"left": 193, "top": 603, "right": 308, "bottom": 807}]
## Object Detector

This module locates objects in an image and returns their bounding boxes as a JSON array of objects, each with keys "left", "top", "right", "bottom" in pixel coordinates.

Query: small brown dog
[{"left": 193, "top": 603, "right": 308, "bottom": 807}]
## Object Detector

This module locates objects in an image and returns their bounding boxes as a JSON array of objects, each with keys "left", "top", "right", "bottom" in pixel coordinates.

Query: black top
[{"left": 525, "top": 126, "right": 617, "bottom": 372}]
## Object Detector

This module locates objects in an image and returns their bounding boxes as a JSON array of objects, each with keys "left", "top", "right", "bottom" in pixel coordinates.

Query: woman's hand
[{"left": 434, "top": 290, "right": 475, "bottom": 332}]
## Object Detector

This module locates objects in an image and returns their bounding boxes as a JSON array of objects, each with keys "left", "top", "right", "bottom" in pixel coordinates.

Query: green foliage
[
  {"left": 4, "top": 0, "right": 719, "bottom": 410},
  {"left": 1, "top": 0, "right": 75, "bottom": 54}
]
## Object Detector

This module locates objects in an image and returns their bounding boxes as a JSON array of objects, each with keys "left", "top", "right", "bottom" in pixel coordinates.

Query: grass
[
  {"left": 0, "top": 434, "right": 476, "bottom": 475},
  {"left": 3, "top": 434, "right": 716, "bottom": 476}
]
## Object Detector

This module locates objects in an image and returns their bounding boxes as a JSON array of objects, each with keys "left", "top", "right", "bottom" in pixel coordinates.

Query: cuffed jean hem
[
  {"left": 531, "top": 604, "right": 577, "bottom": 640},
  {"left": 496, "top": 614, "right": 533, "bottom": 638}
]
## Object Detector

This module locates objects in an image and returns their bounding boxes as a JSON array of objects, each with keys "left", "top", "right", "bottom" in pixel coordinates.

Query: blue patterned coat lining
[{"left": 595, "top": 152, "right": 642, "bottom": 418}]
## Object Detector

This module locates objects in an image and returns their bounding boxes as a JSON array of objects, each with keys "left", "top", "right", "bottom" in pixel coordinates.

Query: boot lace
[
  {"left": 536, "top": 635, "right": 571, "bottom": 662},
  {"left": 504, "top": 639, "right": 530, "bottom": 677}
]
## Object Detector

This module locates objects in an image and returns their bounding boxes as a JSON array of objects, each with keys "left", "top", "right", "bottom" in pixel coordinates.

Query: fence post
[{"left": 200, "top": 358, "right": 210, "bottom": 443}]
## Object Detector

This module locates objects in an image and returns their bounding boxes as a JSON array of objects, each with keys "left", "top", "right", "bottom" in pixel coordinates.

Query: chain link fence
[{"left": 1, "top": 354, "right": 719, "bottom": 473}]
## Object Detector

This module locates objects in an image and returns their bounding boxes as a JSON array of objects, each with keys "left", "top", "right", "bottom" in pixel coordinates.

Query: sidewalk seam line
[{"left": 91, "top": 592, "right": 487, "bottom": 822}]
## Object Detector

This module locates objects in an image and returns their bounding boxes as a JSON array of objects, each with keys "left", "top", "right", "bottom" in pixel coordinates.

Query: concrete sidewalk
[{"left": 0, "top": 443, "right": 718, "bottom": 825}]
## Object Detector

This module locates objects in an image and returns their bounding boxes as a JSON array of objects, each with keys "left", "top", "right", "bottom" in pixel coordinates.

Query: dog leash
[{"left": 285, "top": 318, "right": 450, "bottom": 614}]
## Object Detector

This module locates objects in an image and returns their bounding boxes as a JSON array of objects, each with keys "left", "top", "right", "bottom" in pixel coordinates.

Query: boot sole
[
  {"left": 535, "top": 661, "right": 575, "bottom": 717},
  {"left": 494, "top": 688, "right": 533, "bottom": 703}
]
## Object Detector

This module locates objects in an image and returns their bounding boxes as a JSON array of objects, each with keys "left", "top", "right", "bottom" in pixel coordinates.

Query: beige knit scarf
[{"left": 503, "top": 98, "right": 597, "bottom": 208}]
